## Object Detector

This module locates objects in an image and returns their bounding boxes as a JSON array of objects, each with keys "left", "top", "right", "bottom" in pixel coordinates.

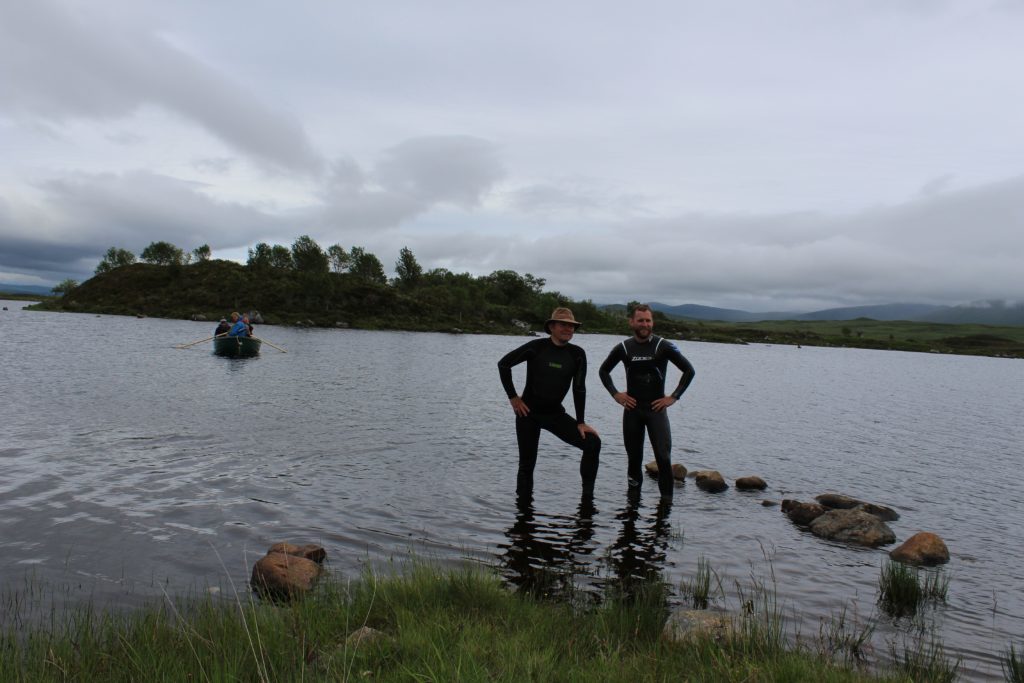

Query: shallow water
[{"left": 2, "top": 301, "right": 1022, "bottom": 679}]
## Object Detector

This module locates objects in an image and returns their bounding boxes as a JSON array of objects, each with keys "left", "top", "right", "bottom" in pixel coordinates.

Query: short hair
[{"left": 629, "top": 303, "right": 652, "bottom": 318}]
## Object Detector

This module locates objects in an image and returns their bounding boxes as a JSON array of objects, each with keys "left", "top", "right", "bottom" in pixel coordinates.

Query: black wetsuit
[
  {"left": 498, "top": 337, "right": 601, "bottom": 496},
  {"left": 598, "top": 335, "right": 695, "bottom": 497}
]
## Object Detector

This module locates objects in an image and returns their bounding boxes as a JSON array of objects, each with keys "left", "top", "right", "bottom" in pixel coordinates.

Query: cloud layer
[{"left": 1, "top": 0, "right": 1022, "bottom": 309}]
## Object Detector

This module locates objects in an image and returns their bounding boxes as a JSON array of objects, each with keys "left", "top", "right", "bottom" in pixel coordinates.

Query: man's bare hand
[
  {"left": 578, "top": 423, "right": 599, "bottom": 439},
  {"left": 510, "top": 396, "right": 530, "bottom": 417},
  {"left": 613, "top": 392, "right": 637, "bottom": 410},
  {"left": 651, "top": 396, "right": 677, "bottom": 412}
]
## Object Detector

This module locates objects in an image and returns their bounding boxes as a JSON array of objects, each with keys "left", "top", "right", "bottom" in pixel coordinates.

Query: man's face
[
  {"left": 629, "top": 309, "right": 654, "bottom": 340},
  {"left": 549, "top": 321, "right": 577, "bottom": 345}
]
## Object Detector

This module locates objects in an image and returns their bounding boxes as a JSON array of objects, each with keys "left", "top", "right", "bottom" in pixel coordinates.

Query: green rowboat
[{"left": 213, "top": 335, "right": 262, "bottom": 358}]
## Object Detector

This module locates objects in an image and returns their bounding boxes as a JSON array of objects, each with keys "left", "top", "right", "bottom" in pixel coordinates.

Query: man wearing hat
[
  {"left": 498, "top": 307, "right": 601, "bottom": 497},
  {"left": 214, "top": 318, "right": 231, "bottom": 336},
  {"left": 598, "top": 303, "right": 695, "bottom": 501}
]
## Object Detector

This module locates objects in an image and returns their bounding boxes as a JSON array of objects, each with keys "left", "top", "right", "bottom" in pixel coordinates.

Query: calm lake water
[{"left": 2, "top": 300, "right": 1022, "bottom": 679}]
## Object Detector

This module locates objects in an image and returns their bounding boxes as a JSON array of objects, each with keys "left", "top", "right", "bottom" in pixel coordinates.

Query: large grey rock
[
  {"left": 662, "top": 609, "right": 736, "bottom": 645},
  {"left": 809, "top": 509, "right": 896, "bottom": 547},
  {"left": 816, "top": 493, "right": 899, "bottom": 521}
]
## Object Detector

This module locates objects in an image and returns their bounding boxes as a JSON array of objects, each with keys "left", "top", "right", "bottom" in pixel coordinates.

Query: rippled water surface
[{"left": 2, "top": 302, "right": 1023, "bottom": 679}]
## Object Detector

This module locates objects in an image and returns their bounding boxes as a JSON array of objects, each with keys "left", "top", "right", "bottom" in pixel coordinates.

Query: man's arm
[
  {"left": 599, "top": 343, "right": 636, "bottom": 409},
  {"left": 667, "top": 348, "right": 696, "bottom": 400},
  {"left": 497, "top": 340, "right": 536, "bottom": 399},
  {"left": 571, "top": 347, "right": 588, "bottom": 424},
  {"left": 598, "top": 344, "right": 624, "bottom": 396}
]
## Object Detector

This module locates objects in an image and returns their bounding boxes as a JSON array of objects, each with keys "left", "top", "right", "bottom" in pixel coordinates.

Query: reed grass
[
  {"left": 888, "top": 636, "right": 961, "bottom": 683},
  {"left": 878, "top": 560, "right": 949, "bottom": 618},
  {"left": 0, "top": 562, "right": 923, "bottom": 682},
  {"left": 680, "top": 555, "right": 721, "bottom": 610},
  {"left": 1003, "top": 642, "right": 1024, "bottom": 683}
]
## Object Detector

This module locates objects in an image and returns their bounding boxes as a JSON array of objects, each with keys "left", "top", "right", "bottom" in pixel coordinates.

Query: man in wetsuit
[
  {"left": 498, "top": 307, "right": 601, "bottom": 498},
  {"left": 599, "top": 304, "right": 695, "bottom": 500}
]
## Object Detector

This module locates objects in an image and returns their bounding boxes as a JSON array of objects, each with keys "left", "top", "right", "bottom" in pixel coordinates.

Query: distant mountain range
[
  {"left": 0, "top": 283, "right": 52, "bottom": 296},
  {"left": 632, "top": 301, "right": 1024, "bottom": 326}
]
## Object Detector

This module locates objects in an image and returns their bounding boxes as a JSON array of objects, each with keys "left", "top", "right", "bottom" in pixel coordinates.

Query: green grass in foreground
[{"left": 1, "top": 564, "right": 953, "bottom": 682}]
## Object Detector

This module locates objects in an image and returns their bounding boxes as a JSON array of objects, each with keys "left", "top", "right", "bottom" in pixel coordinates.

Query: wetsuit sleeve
[
  {"left": 663, "top": 343, "right": 696, "bottom": 400},
  {"left": 572, "top": 346, "right": 588, "bottom": 423},
  {"left": 598, "top": 344, "right": 625, "bottom": 396},
  {"left": 497, "top": 341, "right": 536, "bottom": 399}
]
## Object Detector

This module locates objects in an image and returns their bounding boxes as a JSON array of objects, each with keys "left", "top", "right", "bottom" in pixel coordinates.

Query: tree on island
[
  {"left": 349, "top": 246, "right": 387, "bottom": 284},
  {"left": 393, "top": 246, "right": 422, "bottom": 290},
  {"left": 290, "top": 235, "right": 329, "bottom": 273},
  {"left": 192, "top": 244, "right": 212, "bottom": 262},
  {"left": 52, "top": 278, "right": 79, "bottom": 296},
  {"left": 95, "top": 247, "right": 137, "bottom": 274},
  {"left": 141, "top": 241, "right": 185, "bottom": 266}
]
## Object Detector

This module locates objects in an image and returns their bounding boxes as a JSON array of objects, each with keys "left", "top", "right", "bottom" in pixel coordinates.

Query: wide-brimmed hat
[{"left": 544, "top": 307, "right": 582, "bottom": 334}]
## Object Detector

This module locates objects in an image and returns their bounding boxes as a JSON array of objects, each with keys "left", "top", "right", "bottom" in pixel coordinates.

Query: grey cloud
[
  {"left": 1, "top": 170, "right": 281, "bottom": 279},
  {"left": 0, "top": 1, "right": 321, "bottom": 173},
  {"left": 374, "top": 136, "right": 505, "bottom": 207},
  {"left": 314, "top": 137, "right": 505, "bottom": 233}
]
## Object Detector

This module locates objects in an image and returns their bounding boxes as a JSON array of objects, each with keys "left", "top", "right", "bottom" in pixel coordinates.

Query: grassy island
[{"left": 20, "top": 256, "right": 1024, "bottom": 358}]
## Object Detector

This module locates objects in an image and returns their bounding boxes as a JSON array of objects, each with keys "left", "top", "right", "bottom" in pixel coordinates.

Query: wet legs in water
[
  {"left": 623, "top": 408, "right": 674, "bottom": 498},
  {"left": 515, "top": 413, "right": 601, "bottom": 496}
]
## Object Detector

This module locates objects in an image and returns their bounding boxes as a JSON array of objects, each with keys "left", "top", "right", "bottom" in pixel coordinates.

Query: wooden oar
[
  {"left": 175, "top": 333, "right": 230, "bottom": 349},
  {"left": 252, "top": 336, "right": 287, "bottom": 353}
]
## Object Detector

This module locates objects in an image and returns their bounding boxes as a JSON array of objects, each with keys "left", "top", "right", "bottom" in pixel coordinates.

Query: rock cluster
[{"left": 250, "top": 542, "right": 326, "bottom": 600}]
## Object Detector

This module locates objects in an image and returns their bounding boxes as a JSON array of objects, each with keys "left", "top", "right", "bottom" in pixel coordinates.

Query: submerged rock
[
  {"left": 809, "top": 509, "right": 896, "bottom": 547},
  {"left": 889, "top": 532, "right": 950, "bottom": 566},
  {"left": 781, "top": 499, "right": 827, "bottom": 525},
  {"left": 694, "top": 470, "right": 728, "bottom": 493},
  {"left": 644, "top": 461, "right": 688, "bottom": 480},
  {"left": 815, "top": 493, "right": 899, "bottom": 521},
  {"left": 735, "top": 476, "right": 767, "bottom": 491}
]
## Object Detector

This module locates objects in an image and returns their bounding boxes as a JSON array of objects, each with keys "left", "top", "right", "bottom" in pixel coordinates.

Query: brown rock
[
  {"left": 735, "top": 476, "right": 767, "bottom": 491},
  {"left": 251, "top": 552, "right": 323, "bottom": 600},
  {"left": 855, "top": 502, "right": 900, "bottom": 522},
  {"left": 809, "top": 509, "right": 896, "bottom": 547},
  {"left": 644, "top": 461, "right": 688, "bottom": 480},
  {"left": 782, "top": 500, "right": 827, "bottom": 525},
  {"left": 695, "top": 470, "right": 728, "bottom": 493},
  {"left": 889, "top": 532, "right": 950, "bottom": 566},
  {"left": 815, "top": 493, "right": 863, "bottom": 509},
  {"left": 267, "top": 542, "right": 327, "bottom": 563}
]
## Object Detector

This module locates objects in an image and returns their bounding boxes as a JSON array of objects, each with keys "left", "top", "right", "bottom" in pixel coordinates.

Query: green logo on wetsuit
[{"left": 548, "top": 362, "right": 562, "bottom": 369}]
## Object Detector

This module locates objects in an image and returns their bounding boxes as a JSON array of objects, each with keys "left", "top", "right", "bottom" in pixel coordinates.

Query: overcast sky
[{"left": 2, "top": 0, "right": 1022, "bottom": 311}]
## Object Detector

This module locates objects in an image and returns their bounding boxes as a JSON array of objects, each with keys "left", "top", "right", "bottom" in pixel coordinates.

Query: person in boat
[
  {"left": 214, "top": 318, "right": 231, "bottom": 336},
  {"left": 498, "top": 307, "right": 601, "bottom": 498},
  {"left": 245, "top": 314, "right": 255, "bottom": 337},
  {"left": 598, "top": 303, "right": 695, "bottom": 502},
  {"left": 227, "top": 312, "right": 249, "bottom": 337}
]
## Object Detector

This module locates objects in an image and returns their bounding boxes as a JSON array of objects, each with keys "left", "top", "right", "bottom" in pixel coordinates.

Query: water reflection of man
[
  {"left": 499, "top": 493, "right": 600, "bottom": 598},
  {"left": 604, "top": 490, "right": 674, "bottom": 593},
  {"left": 498, "top": 307, "right": 601, "bottom": 497}
]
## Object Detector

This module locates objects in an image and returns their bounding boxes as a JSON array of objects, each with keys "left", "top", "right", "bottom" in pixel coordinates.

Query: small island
[{"left": 18, "top": 236, "right": 1024, "bottom": 358}]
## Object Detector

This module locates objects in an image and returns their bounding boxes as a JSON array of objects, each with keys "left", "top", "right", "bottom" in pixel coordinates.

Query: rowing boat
[{"left": 213, "top": 335, "right": 262, "bottom": 358}]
